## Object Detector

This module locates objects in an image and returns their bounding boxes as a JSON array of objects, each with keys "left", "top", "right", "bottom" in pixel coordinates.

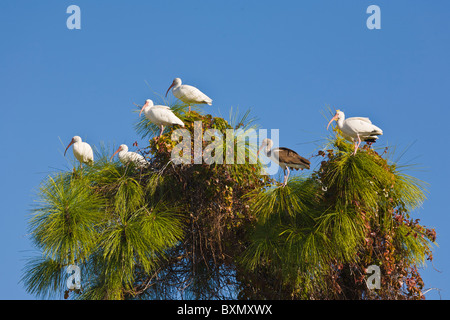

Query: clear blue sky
[{"left": 1, "top": 0, "right": 449, "bottom": 299}]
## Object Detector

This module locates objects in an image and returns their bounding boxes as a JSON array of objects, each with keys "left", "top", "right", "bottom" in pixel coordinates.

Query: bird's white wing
[
  {"left": 178, "top": 85, "right": 212, "bottom": 104},
  {"left": 128, "top": 152, "right": 148, "bottom": 166},
  {"left": 345, "top": 118, "right": 383, "bottom": 135},
  {"left": 153, "top": 105, "right": 171, "bottom": 110},
  {"left": 346, "top": 117, "right": 372, "bottom": 124},
  {"left": 152, "top": 108, "right": 184, "bottom": 127},
  {"left": 85, "top": 144, "right": 94, "bottom": 163},
  {"left": 121, "top": 151, "right": 147, "bottom": 166},
  {"left": 75, "top": 142, "right": 94, "bottom": 164}
]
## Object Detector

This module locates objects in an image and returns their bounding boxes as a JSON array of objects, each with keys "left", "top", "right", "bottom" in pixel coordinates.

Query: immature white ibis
[
  {"left": 327, "top": 110, "right": 383, "bottom": 155},
  {"left": 64, "top": 136, "right": 94, "bottom": 168},
  {"left": 257, "top": 138, "right": 311, "bottom": 187},
  {"left": 139, "top": 99, "right": 185, "bottom": 138},
  {"left": 110, "top": 144, "right": 148, "bottom": 168},
  {"left": 165, "top": 78, "right": 212, "bottom": 112}
]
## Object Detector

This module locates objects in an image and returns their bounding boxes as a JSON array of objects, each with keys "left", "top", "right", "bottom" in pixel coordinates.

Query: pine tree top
[{"left": 22, "top": 105, "right": 436, "bottom": 300}]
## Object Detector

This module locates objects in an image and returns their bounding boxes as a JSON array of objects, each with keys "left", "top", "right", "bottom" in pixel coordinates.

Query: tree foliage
[
  {"left": 22, "top": 103, "right": 436, "bottom": 300},
  {"left": 239, "top": 134, "right": 435, "bottom": 299}
]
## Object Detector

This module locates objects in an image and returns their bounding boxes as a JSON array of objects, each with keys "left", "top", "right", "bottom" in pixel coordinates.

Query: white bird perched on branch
[
  {"left": 110, "top": 144, "right": 148, "bottom": 168},
  {"left": 64, "top": 136, "right": 94, "bottom": 168},
  {"left": 165, "top": 78, "right": 212, "bottom": 112},
  {"left": 327, "top": 110, "right": 383, "bottom": 155},
  {"left": 139, "top": 99, "right": 184, "bottom": 138}
]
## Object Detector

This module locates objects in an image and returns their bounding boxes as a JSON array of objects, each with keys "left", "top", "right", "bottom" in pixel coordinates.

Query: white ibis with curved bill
[
  {"left": 139, "top": 99, "right": 185, "bottom": 138},
  {"left": 165, "top": 78, "right": 212, "bottom": 112},
  {"left": 110, "top": 144, "right": 148, "bottom": 168},
  {"left": 327, "top": 110, "right": 383, "bottom": 155},
  {"left": 64, "top": 136, "right": 94, "bottom": 168},
  {"left": 257, "top": 138, "right": 311, "bottom": 187}
]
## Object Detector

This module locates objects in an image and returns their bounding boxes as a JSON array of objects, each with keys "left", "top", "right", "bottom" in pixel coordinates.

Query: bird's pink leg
[
  {"left": 188, "top": 105, "right": 191, "bottom": 112},
  {"left": 283, "top": 167, "right": 290, "bottom": 187},
  {"left": 159, "top": 125, "right": 165, "bottom": 138},
  {"left": 353, "top": 135, "right": 361, "bottom": 155}
]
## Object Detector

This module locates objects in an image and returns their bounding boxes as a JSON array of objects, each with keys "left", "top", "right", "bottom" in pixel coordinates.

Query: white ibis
[
  {"left": 139, "top": 99, "right": 185, "bottom": 138},
  {"left": 257, "top": 138, "right": 311, "bottom": 187},
  {"left": 165, "top": 78, "right": 212, "bottom": 112},
  {"left": 110, "top": 144, "right": 148, "bottom": 168},
  {"left": 64, "top": 136, "right": 94, "bottom": 168},
  {"left": 327, "top": 110, "right": 383, "bottom": 155}
]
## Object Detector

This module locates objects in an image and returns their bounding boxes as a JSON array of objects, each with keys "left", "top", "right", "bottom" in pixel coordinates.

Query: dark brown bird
[{"left": 257, "top": 138, "right": 310, "bottom": 187}]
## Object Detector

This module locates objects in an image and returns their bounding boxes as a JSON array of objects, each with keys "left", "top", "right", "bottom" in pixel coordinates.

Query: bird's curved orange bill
[
  {"left": 64, "top": 139, "right": 74, "bottom": 156},
  {"left": 165, "top": 82, "right": 175, "bottom": 97},
  {"left": 139, "top": 101, "right": 149, "bottom": 117},
  {"left": 327, "top": 115, "right": 338, "bottom": 130},
  {"left": 110, "top": 148, "right": 121, "bottom": 161},
  {"left": 257, "top": 145, "right": 264, "bottom": 157}
]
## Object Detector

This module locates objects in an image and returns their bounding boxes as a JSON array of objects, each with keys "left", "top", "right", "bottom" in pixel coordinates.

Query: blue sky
[{"left": 0, "top": 0, "right": 449, "bottom": 299}]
